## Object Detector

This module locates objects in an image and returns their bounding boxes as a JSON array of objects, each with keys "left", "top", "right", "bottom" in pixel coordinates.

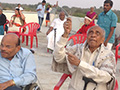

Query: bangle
[{"left": 12, "top": 80, "right": 15, "bottom": 85}]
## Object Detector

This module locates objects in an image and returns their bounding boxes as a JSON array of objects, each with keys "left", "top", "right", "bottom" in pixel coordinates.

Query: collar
[
  {"left": 13, "top": 47, "right": 22, "bottom": 59},
  {"left": 85, "top": 43, "right": 101, "bottom": 53},
  {"left": 102, "top": 9, "right": 112, "bottom": 16}
]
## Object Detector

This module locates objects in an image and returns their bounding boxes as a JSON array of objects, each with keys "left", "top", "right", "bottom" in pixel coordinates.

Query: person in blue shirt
[
  {"left": 36, "top": 0, "right": 46, "bottom": 32},
  {"left": 0, "top": 33, "right": 37, "bottom": 90},
  {"left": 97, "top": 0, "right": 118, "bottom": 49}
]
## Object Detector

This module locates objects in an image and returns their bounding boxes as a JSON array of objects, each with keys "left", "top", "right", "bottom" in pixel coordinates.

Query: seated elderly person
[
  {"left": 0, "top": 7, "right": 7, "bottom": 35},
  {"left": 52, "top": 18, "right": 116, "bottom": 90},
  {"left": 8, "top": 8, "right": 26, "bottom": 36},
  {"left": 76, "top": 15, "right": 95, "bottom": 35},
  {"left": 0, "top": 33, "right": 37, "bottom": 90}
]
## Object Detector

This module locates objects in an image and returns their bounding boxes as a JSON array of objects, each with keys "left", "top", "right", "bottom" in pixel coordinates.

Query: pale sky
[{"left": 1, "top": 0, "right": 119, "bottom": 10}]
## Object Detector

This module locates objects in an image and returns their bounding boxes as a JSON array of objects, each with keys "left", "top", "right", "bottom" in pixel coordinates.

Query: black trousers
[{"left": 5, "top": 86, "right": 22, "bottom": 90}]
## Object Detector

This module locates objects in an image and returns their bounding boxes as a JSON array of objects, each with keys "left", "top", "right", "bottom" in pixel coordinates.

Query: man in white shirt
[
  {"left": 46, "top": 12, "right": 66, "bottom": 51},
  {"left": 36, "top": 0, "right": 46, "bottom": 32},
  {"left": 52, "top": 18, "right": 116, "bottom": 90},
  {"left": 15, "top": 4, "right": 23, "bottom": 11}
]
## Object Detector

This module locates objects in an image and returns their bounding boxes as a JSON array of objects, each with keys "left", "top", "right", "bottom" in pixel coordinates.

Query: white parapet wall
[{"left": 4, "top": 10, "right": 120, "bottom": 37}]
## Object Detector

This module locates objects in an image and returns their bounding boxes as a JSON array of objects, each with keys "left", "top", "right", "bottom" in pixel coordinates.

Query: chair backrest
[
  {"left": 68, "top": 34, "right": 87, "bottom": 45},
  {"left": 3, "top": 19, "right": 9, "bottom": 32},
  {"left": 19, "top": 22, "right": 40, "bottom": 35},
  {"left": 115, "top": 43, "right": 120, "bottom": 64},
  {"left": 33, "top": 22, "right": 40, "bottom": 34}
]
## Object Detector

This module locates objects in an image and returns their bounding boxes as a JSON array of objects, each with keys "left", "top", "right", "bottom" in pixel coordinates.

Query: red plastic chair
[
  {"left": 115, "top": 43, "right": 120, "bottom": 63},
  {"left": 54, "top": 74, "right": 71, "bottom": 90},
  {"left": 3, "top": 20, "right": 9, "bottom": 33},
  {"left": 114, "top": 43, "right": 120, "bottom": 90},
  {"left": 54, "top": 34, "right": 87, "bottom": 90},
  {"left": 19, "top": 22, "right": 40, "bottom": 49}
]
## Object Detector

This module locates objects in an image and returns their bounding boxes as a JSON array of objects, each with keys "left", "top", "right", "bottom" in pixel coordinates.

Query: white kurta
[{"left": 47, "top": 18, "right": 66, "bottom": 50}]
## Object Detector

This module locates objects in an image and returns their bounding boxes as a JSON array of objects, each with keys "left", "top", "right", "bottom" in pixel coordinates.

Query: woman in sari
[
  {"left": 86, "top": 7, "right": 97, "bottom": 23},
  {"left": 8, "top": 8, "right": 25, "bottom": 36}
]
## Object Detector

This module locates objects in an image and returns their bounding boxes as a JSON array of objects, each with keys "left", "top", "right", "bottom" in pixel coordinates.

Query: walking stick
[{"left": 54, "top": 28, "right": 57, "bottom": 48}]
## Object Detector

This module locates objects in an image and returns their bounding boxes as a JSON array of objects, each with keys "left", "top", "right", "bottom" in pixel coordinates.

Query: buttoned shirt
[
  {"left": 15, "top": 7, "right": 24, "bottom": 11},
  {"left": 0, "top": 47, "right": 37, "bottom": 86},
  {"left": 97, "top": 9, "right": 118, "bottom": 43},
  {"left": 83, "top": 45, "right": 100, "bottom": 65},
  {"left": 36, "top": 4, "right": 45, "bottom": 18}
]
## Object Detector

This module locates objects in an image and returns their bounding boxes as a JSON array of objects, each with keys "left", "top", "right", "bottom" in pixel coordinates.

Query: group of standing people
[{"left": 36, "top": 0, "right": 58, "bottom": 32}]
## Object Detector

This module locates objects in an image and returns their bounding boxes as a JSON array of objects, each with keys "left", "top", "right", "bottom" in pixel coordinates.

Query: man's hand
[
  {"left": 104, "top": 41, "right": 107, "bottom": 46},
  {"left": 62, "top": 17, "right": 72, "bottom": 38},
  {"left": 66, "top": 52, "right": 80, "bottom": 66},
  {"left": 0, "top": 80, "right": 15, "bottom": 90}
]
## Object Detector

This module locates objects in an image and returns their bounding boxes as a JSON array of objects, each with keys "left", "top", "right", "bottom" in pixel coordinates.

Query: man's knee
[{"left": 5, "top": 86, "right": 22, "bottom": 90}]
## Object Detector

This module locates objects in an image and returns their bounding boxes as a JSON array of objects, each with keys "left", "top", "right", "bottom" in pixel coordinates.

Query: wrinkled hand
[
  {"left": 62, "top": 17, "right": 72, "bottom": 38},
  {"left": 104, "top": 41, "right": 107, "bottom": 46},
  {"left": 46, "top": 31, "right": 50, "bottom": 35},
  {"left": 0, "top": 80, "right": 14, "bottom": 90},
  {"left": 0, "top": 83, "right": 9, "bottom": 90},
  {"left": 66, "top": 52, "right": 80, "bottom": 66}
]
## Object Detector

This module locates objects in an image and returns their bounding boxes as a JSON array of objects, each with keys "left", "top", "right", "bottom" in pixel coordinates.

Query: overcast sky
[{"left": 1, "top": 0, "right": 119, "bottom": 10}]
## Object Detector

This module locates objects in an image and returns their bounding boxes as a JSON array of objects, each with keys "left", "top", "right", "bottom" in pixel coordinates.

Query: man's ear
[{"left": 16, "top": 46, "right": 21, "bottom": 52}]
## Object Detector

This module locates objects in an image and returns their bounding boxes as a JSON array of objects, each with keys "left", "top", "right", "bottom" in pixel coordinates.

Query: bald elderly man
[
  {"left": 46, "top": 11, "right": 66, "bottom": 51},
  {"left": 0, "top": 33, "right": 37, "bottom": 90},
  {"left": 52, "top": 18, "right": 116, "bottom": 90}
]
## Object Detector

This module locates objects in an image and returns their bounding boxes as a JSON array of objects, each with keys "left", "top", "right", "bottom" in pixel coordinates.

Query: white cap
[{"left": 84, "top": 16, "right": 92, "bottom": 21}]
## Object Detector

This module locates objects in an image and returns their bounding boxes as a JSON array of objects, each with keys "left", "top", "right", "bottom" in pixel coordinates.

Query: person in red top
[{"left": 76, "top": 16, "right": 95, "bottom": 35}]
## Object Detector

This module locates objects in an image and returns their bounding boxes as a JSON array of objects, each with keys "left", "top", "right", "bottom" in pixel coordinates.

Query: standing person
[
  {"left": 0, "top": 7, "right": 7, "bottom": 35},
  {"left": 15, "top": 4, "right": 24, "bottom": 11},
  {"left": 46, "top": 12, "right": 66, "bottom": 51},
  {"left": 45, "top": 2, "right": 58, "bottom": 27},
  {"left": 86, "top": 7, "right": 97, "bottom": 23},
  {"left": 97, "top": 0, "right": 118, "bottom": 49},
  {"left": 36, "top": 0, "right": 46, "bottom": 32},
  {"left": 45, "top": 4, "right": 52, "bottom": 27},
  {"left": 52, "top": 18, "right": 116, "bottom": 90}
]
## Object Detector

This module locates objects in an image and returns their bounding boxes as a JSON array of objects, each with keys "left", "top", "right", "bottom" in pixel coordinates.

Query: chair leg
[
  {"left": 30, "top": 36, "right": 33, "bottom": 49},
  {"left": 26, "top": 36, "right": 28, "bottom": 46},
  {"left": 22, "top": 36, "right": 25, "bottom": 43},
  {"left": 47, "top": 49, "right": 49, "bottom": 52},
  {"left": 35, "top": 36, "right": 38, "bottom": 47}
]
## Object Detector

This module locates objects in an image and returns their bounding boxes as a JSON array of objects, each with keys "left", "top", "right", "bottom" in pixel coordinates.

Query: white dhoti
[{"left": 47, "top": 27, "right": 64, "bottom": 50}]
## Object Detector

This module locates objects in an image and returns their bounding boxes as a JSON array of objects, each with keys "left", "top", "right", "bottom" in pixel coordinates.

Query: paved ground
[{"left": 21, "top": 25, "right": 120, "bottom": 90}]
